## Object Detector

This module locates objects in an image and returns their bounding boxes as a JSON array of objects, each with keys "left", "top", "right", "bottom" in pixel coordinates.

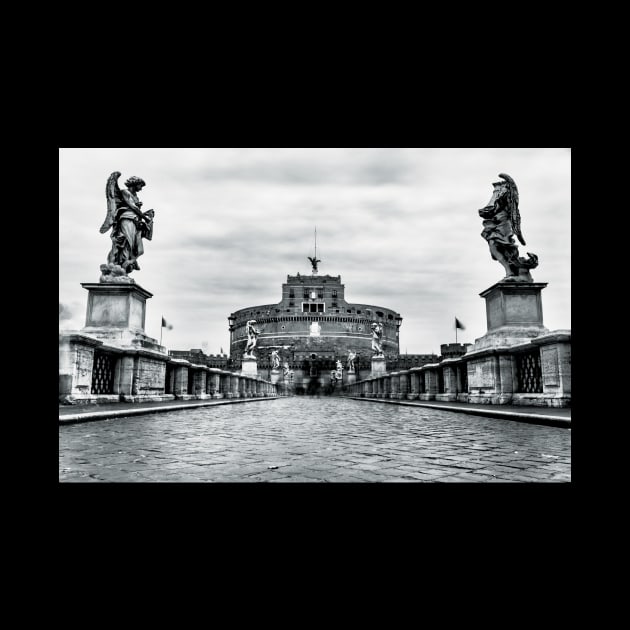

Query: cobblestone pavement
[{"left": 59, "top": 397, "right": 571, "bottom": 483}]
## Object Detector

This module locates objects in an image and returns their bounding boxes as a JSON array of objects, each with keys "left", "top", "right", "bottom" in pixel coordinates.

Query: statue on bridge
[
  {"left": 270, "top": 350, "right": 281, "bottom": 369},
  {"left": 478, "top": 173, "right": 538, "bottom": 282},
  {"left": 244, "top": 320, "right": 261, "bottom": 358},
  {"left": 371, "top": 323, "right": 384, "bottom": 357},
  {"left": 99, "top": 172, "right": 155, "bottom": 283},
  {"left": 347, "top": 350, "right": 357, "bottom": 373}
]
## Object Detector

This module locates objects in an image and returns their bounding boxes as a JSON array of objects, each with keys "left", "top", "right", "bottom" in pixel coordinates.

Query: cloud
[{"left": 59, "top": 302, "right": 73, "bottom": 320}]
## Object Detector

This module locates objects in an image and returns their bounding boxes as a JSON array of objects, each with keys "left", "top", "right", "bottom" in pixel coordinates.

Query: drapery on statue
[
  {"left": 270, "top": 350, "right": 281, "bottom": 369},
  {"left": 347, "top": 350, "right": 357, "bottom": 372},
  {"left": 307, "top": 256, "right": 321, "bottom": 274},
  {"left": 478, "top": 173, "right": 539, "bottom": 282},
  {"left": 371, "top": 323, "right": 384, "bottom": 357},
  {"left": 99, "top": 172, "right": 155, "bottom": 283},
  {"left": 244, "top": 320, "right": 261, "bottom": 358}
]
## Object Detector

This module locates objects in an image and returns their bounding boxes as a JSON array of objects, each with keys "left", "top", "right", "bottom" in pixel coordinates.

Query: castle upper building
[{"left": 228, "top": 269, "right": 402, "bottom": 387}]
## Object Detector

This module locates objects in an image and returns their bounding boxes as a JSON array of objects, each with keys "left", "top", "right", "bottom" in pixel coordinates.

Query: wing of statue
[
  {"left": 99, "top": 171, "right": 123, "bottom": 234},
  {"left": 499, "top": 172, "right": 526, "bottom": 246}
]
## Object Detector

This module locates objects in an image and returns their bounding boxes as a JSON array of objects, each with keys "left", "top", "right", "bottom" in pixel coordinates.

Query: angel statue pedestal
[
  {"left": 241, "top": 357, "right": 258, "bottom": 376},
  {"left": 80, "top": 282, "right": 167, "bottom": 354},
  {"left": 270, "top": 368, "right": 281, "bottom": 385},
  {"left": 371, "top": 356, "right": 386, "bottom": 377},
  {"left": 471, "top": 281, "right": 548, "bottom": 351}
]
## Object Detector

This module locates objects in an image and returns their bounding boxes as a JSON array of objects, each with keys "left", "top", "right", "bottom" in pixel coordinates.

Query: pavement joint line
[
  {"left": 59, "top": 397, "right": 280, "bottom": 424},
  {"left": 346, "top": 397, "right": 570, "bottom": 427}
]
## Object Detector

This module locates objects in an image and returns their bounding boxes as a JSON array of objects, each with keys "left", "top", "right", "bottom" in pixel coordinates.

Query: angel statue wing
[
  {"left": 499, "top": 172, "right": 526, "bottom": 246},
  {"left": 99, "top": 171, "right": 123, "bottom": 234}
]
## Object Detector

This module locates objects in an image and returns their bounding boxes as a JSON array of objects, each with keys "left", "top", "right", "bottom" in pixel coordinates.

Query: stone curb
[
  {"left": 347, "top": 397, "right": 571, "bottom": 428},
  {"left": 59, "top": 397, "right": 280, "bottom": 425}
]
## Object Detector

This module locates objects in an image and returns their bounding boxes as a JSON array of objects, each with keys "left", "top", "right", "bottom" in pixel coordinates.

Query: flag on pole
[
  {"left": 455, "top": 318, "right": 465, "bottom": 330},
  {"left": 161, "top": 317, "right": 173, "bottom": 330},
  {"left": 220, "top": 347, "right": 224, "bottom": 354}
]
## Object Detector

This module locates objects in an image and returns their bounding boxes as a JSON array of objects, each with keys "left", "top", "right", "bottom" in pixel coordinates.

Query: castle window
[
  {"left": 388, "top": 314, "right": 393, "bottom": 320},
  {"left": 347, "top": 309, "right": 352, "bottom": 313},
  {"left": 303, "top": 288, "right": 309, "bottom": 298},
  {"left": 357, "top": 310, "right": 361, "bottom": 314},
  {"left": 376, "top": 311, "right": 384, "bottom": 317},
  {"left": 289, "top": 289, "right": 295, "bottom": 298},
  {"left": 289, "top": 301, "right": 294, "bottom": 307},
  {"left": 318, "top": 289, "right": 323, "bottom": 299},
  {"left": 332, "top": 302, "right": 337, "bottom": 307},
  {"left": 332, "top": 290, "right": 337, "bottom": 298}
]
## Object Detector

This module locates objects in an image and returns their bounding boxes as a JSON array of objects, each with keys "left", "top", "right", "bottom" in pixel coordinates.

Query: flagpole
[
  {"left": 455, "top": 318, "right": 457, "bottom": 344},
  {"left": 160, "top": 316, "right": 163, "bottom": 346}
]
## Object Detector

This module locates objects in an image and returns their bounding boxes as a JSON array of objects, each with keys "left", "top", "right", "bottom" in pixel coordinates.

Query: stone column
[
  {"left": 382, "top": 375, "right": 390, "bottom": 398},
  {"left": 220, "top": 372, "right": 231, "bottom": 398},
  {"left": 174, "top": 366, "right": 189, "bottom": 397},
  {"left": 399, "top": 370, "right": 410, "bottom": 399},
  {"left": 230, "top": 373, "right": 240, "bottom": 398},
  {"left": 389, "top": 372, "right": 400, "bottom": 399},
  {"left": 437, "top": 364, "right": 458, "bottom": 402},
  {"left": 533, "top": 331, "right": 571, "bottom": 407},
  {"left": 193, "top": 369, "right": 207, "bottom": 398},
  {"left": 408, "top": 369, "right": 420, "bottom": 400},
  {"left": 497, "top": 355, "right": 515, "bottom": 404},
  {"left": 210, "top": 370, "right": 222, "bottom": 398},
  {"left": 421, "top": 368, "right": 438, "bottom": 400},
  {"left": 59, "top": 333, "right": 101, "bottom": 400}
]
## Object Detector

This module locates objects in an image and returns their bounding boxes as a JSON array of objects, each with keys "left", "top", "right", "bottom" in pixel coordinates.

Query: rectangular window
[
  {"left": 332, "top": 290, "right": 337, "bottom": 298},
  {"left": 303, "top": 288, "right": 309, "bottom": 298},
  {"left": 318, "top": 289, "right": 323, "bottom": 299},
  {"left": 302, "top": 304, "right": 309, "bottom": 312},
  {"left": 317, "top": 304, "right": 324, "bottom": 312},
  {"left": 289, "top": 301, "right": 294, "bottom": 307},
  {"left": 332, "top": 302, "right": 337, "bottom": 307},
  {"left": 289, "top": 289, "right": 295, "bottom": 298}
]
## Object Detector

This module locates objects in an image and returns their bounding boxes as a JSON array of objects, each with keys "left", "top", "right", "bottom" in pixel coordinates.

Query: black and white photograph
[{"left": 59, "top": 148, "right": 571, "bottom": 483}]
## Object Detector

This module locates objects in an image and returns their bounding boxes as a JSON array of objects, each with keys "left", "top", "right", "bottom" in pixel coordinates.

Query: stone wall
[{"left": 344, "top": 330, "right": 571, "bottom": 408}]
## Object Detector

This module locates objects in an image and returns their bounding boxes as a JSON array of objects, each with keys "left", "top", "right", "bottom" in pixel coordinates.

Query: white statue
[
  {"left": 244, "top": 320, "right": 261, "bottom": 358},
  {"left": 371, "top": 322, "right": 384, "bottom": 357},
  {"left": 347, "top": 350, "right": 356, "bottom": 372},
  {"left": 270, "top": 350, "right": 280, "bottom": 369}
]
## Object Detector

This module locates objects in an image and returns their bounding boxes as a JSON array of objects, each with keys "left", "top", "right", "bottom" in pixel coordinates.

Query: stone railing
[
  {"left": 59, "top": 332, "right": 279, "bottom": 404},
  {"left": 343, "top": 330, "right": 570, "bottom": 408}
]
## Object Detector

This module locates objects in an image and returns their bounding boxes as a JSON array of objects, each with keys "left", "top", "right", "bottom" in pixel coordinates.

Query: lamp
[{"left": 228, "top": 314, "right": 236, "bottom": 331}]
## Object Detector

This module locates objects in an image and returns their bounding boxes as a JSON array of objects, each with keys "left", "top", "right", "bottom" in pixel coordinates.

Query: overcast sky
[{"left": 59, "top": 148, "right": 571, "bottom": 355}]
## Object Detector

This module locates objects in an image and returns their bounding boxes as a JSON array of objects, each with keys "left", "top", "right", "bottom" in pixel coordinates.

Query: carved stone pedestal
[
  {"left": 370, "top": 356, "right": 386, "bottom": 377},
  {"left": 241, "top": 357, "right": 258, "bottom": 376},
  {"left": 472, "top": 281, "right": 548, "bottom": 350},
  {"left": 80, "top": 282, "right": 166, "bottom": 353}
]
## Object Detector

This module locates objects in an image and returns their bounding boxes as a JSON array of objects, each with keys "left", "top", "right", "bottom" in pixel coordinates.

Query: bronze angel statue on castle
[
  {"left": 478, "top": 173, "right": 538, "bottom": 282},
  {"left": 99, "top": 171, "right": 155, "bottom": 282}
]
